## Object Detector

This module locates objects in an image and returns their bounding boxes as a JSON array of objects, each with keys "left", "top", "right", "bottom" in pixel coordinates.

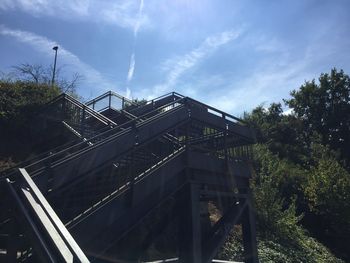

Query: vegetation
[
  {"left": 0, "top": 62, "right": 80, "bottom": 166},
  {"left": 221, "top": 68, "right": 350, "bottom": 262}
]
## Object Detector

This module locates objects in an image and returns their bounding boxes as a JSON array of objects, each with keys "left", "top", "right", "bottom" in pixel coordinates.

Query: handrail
[
  {"left": 84, "top": 91, "right": 135, "bottom": 108},
  {"left": 124, "top": 92, "right": 185, "bottom": 113},
  {"left": 65, "top": 146, "right": 186, "bottom": 229},
  {"left": 23, "top": 97, "right": 187, "bottom": 175},
  {"left": 8, "top": 168, "right": 90, "bottom": 262},
  {"left": 63, "top": 94, "right": 117, "bottom": 126},
  {"left": 186, "top": 97, "right": 246, "bottom": 124},
  {"left": 45, "top": 101, "right": 186, "bottom": 170},
  {"left": 0, "top": 140, "right": 79, "bottom": 179},
  {"left": 147, "top": 92, "right": 185, "bottom": 103}
]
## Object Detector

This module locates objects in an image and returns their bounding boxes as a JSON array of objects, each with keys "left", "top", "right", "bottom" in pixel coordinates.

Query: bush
[
  {"left": 304, "top": 143, "right": 350, "bottom": 237},
  {"left": 0, "top": 80, "right": 60, "bottom": 128},
  {"left": 0, "top": 80, "right": 60, "bottom": 160}
]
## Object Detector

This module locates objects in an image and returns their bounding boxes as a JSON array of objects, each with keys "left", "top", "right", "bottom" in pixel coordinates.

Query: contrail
[
  {"left": 126, "top": 0, "right": 144, "bottom": 99},
  {"left": 127, "top": 53, "right": 135, "bottom": 83}
]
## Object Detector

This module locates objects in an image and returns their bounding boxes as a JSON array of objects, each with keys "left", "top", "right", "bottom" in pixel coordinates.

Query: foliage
[
  {"left": 286, "top": 68, "right": 350, "bottom": 165},
  {"left": 0, "top": 80, "right": 60, "bottom": 128},
  {"left": 220, "top": 143, "right": 344, "bottom": 263},
  {"left": 244, "top": 103, "right": 308, "bottom": 165},
  {"left": 251, "top": 145, "right": 305, "bottom": 242},
  {"left": 221, "top": 234, "right": 343, "bottom": 263},
  {"left": 304, "top": 143, "right": 350, "bottom": 235},
  {"left": 0, "top": 80, "right": 61, "bottom": 161},
  {"left": 239, "top": 68, "right": 350, "bottom": 261}
]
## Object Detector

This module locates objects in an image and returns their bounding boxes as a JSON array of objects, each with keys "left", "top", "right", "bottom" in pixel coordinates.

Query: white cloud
[
  {"left": 99, "top": 0, "right": 149, "bottom": 30},
  {"left": 0, "top": 0, "right": 90, "bottom": 17},
  {"left": 0, "top": 0, "right": 150, "bottom": 31},
  {"left": 0, "top": 24, "right": 116, "bottom": 95},
  {"left": 282, "top": 108, "right": 293, "bottom": 115},
  {"left": 142, "top": 29, "right": 242, "bottom": 99},
  {"left": 199, "top": 53, "right": 320, "bottom": 116}
]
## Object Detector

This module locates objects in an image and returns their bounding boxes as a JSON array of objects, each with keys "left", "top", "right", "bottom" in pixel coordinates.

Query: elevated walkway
[{"left": 0, "top": 91, "right": 258, "bottom": 263}]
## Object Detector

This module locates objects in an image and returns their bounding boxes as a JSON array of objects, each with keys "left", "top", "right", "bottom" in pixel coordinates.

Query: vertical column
[
  {"left": 6, "top": 219, "right": 17, "bottom": 263},
  {"left": 178, "top": 183, "right": 202, "bottom": 263},
  {"left": 241, "top": 194, "right": 259, "bottom": 263},
  {"left": 62, "top": 96, "right": 66, "bottom": 120},
  {"left": 109, "top": 92, "right": 112, "bottom": 109},
  {"left": 81, "top": 105, "right": 86, "bottom": 137}
]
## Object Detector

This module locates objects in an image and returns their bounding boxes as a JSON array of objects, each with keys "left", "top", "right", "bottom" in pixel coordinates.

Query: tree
[
  {"left": 0, "top": 80, "right": 60, "bottom": 128},
  {"left": 304, "top": 143, "right": 350, "bottom": 234},
  {"left": 286, "top": 68, "right": 350, "bottom": 165},
  {"left": 244, "top": 103, "right": 307, "bottom": 164},
  {"left": 0, "top": 79, "right": 61, "bottom": 161},
  {"left": 11, "top": 63, "right": 82, "bottom": 94}
]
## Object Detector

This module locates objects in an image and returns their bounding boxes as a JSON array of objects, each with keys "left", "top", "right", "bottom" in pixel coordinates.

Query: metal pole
[{"left": 52, "top": 46, "right": 58, "bottom": 87}]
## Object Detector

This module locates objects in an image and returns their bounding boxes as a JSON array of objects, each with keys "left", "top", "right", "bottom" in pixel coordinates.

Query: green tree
[
  {"left": 286, "top": 68, "right": 350, "bottom": 165},
  {"left": 244, "top": 103, "right": 307, "bottom": 165},
  {"left": 0, "top": 80, "right": 60, "bottom": 161},
  {"left": 304, "top": 143, "right": 350, "bottom": 234},
  {"left": 0, "top": 80, "right": 60, "bottom": 127}
]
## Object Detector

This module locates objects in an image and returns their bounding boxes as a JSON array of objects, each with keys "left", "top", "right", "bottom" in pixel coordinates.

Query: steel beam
[{"left": 178, "top": 183, "right": 202, "bottom": 263}]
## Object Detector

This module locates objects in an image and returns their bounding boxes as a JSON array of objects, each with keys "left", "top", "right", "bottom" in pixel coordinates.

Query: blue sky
[{"left": 1, "top": 0, "right": 349, "bottom": 116}]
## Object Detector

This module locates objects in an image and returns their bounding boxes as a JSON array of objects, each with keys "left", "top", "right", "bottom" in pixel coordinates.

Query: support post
[
  {"left": 178, "top": 183, "right": 202, "bottom": 263},
  {"left": 241, "top": 197, "right": 259, "bottom": 263},
  {"left": 6, "top": 219, "right": 17, "bottom": 263},
  {"left": 81, "top": 105, "right": 86, "bottom": 137},
  {"left": 109, "top": 92, "right": 112, "bottom": 109}
]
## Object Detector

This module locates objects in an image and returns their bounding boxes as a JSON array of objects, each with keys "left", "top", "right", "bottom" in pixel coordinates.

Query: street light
[{"left": 52, "top": 46, "right": 58, "bottom": 87}]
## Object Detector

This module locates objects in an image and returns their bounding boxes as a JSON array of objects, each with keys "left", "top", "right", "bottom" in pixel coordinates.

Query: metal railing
[
  {"left": 23, "top": 97, "right": 187, "bottom": 177},
  {"left": 3, "top": 168, "right": 89, "bottom": 262},
  {"left": 85, "top": 91, "right": 136, "bottom": 112}
]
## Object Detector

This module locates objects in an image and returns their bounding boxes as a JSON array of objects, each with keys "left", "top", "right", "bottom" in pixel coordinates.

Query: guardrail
[
  {"left": 24, "top": 97, "right": 187, "bottom": 177},
  {"left": 3, "top": 168, "right": 89, "bottom": 262},
  {"left": 85, "top": 91, "right": 136, "bottom": 112}
]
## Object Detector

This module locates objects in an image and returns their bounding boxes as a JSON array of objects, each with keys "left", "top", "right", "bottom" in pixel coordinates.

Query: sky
[{"left": 1, "top": 0, "right": 349, "bottom": 116}]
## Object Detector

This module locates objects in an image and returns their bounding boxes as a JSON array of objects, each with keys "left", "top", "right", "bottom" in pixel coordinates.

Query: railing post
[
  {"left": 109, "top": 91, "right": 112, "bottom": 109},
  {"left": 62, "top": 96, "right": 66, "bottom": 121},
  {"left": 224, "top": 123, "right": 228, "bottom": 164},
  {"left": 81, "top": 105, "right": 86, "bottom": 137}
]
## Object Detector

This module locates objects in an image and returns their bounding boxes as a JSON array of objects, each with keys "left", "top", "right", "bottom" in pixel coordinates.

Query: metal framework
[{"left": 0, "top": 91, "right": 259, "bottom": 263}]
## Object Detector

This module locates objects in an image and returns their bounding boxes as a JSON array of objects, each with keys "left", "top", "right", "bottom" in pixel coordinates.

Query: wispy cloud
[
  {"left": 133, "top": 0, "right": 144, "bottom": 37},
  {"left": 142, "top": 29, "right": 242, "bottom": 99},
  {"left": 0, "top": 24, "right": 116, "bottom": 96},
  {"left": 125, "top": 0, "right": 145, "bottom": 98},
  {"left": 127, "top": 53, "right": 136, "bottom": 83},
  {"left": 0, "top": 0, "right": 150, "bottom": 31},
  {"left": 100, "top": 0, "right": 149, "bottom": 31},
  {"left": 0, "top": 0, "right": 90, "bottom": 17},
  {"left": 195, "top": 35, "right": 331, "bottom": 116}
]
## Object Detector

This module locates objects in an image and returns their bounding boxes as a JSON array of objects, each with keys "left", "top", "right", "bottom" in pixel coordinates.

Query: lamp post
[{"left": 52, "top": 46, "right": 58, "bottom": 87}]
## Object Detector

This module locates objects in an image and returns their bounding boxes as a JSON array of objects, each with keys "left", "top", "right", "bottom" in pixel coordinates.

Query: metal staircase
[{"left": 0, "top": 91, "right": 258, "bottom": 263}]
